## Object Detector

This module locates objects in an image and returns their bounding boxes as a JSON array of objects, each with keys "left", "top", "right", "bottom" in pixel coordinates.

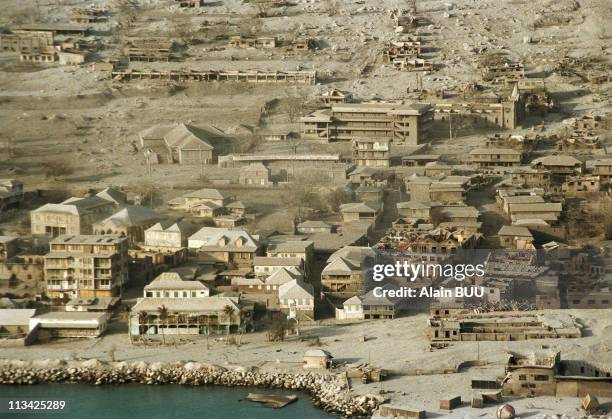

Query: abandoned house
[
  {"left": 301, "top": 102, "right": 434, "bottom": 146},
  {"left": 0, "top": 236, "right": 18, "bottom": 262},
  {"left": 44, "top": 235, "right": 129, "bottom": 299},
  {"left": 278, "top": 278, "right": 315, "bottom": 320},
  {"left": 143, "top": 272, "right": 209, "bottom": 298},
  {"left": 470, "top": 148, "right": 522, "bottom": 167},
  {"left": 502, "top": 351, "right": 612, "bottom": 398},
  {"left": 561, "top": 176, "right": 600, "bottom": 197},
  {"left": 238, "top": 163, "right": 271, "bottom": 186},
  {"left": 0, "top": 30, "right": 53, "bottom": 52},
  {"left": 319, "top": 88, "right": 352, "bottom": 106},
  {"left": 144, "top": 222, "right": 196, "bottom": 249},
  {"left": 396, "top": 201, "right": 431, "bottom": 220},
  {"left": 31, "top": 195, "right": 116, "bottom": 237},
  {"left": 566, "top": 285, "right": 611, "bottom": 309},
  {"left": 428, "top": 312, "right": 581, "bottom": 342},
  {"left": 321, "top": 246, "right": 375, "bottom": 298},
  {"left": 0, "top": 179, "right": 24, "bottom": 211},
  {"left": 497, "top": 225, "right": 535, "bottom": 250},
  {"left": 352, "top": 138, "right": 391, "bottom": 167},
  {"left": 481, "top": 62, "right": 525, "bottom": 83},
  {"left": 297, "top": 220, "right": 334, "bottom": 234},
  {"left": 123, "top": 38, "right": 173, "bottom": 62},
  {"left": 531, "top": 155, "right": 583, "bottom": 176},
  {"left": 401, "top": 154, "right": 440, "bottom": 167},
  {"left": 188, "top": 227, "right": 260, "bottom": 268},
  {"left": 168, "top": 188, "right": 232, "bottom": 212},
  {"left": 130, "top": 296, "right": 250, "bottom": 336},
  {"left": 139, "top": 123, "right": 223, "bottom": 165},
  {"left": 339, "top": 202, "right": 382, "bottom": 224},
  {"left": 228, "top": 35, "right": 276, "bottom": 49}
]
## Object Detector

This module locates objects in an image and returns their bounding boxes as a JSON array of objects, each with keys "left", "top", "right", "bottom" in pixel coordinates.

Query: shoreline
[{"left": 0, "top": 359, "right": 382, "bottom": 418}]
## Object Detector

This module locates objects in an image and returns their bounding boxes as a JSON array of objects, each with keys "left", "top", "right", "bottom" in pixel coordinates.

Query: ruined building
[{"left": 502, "top": 351, "right": 612, "bottom": 398}]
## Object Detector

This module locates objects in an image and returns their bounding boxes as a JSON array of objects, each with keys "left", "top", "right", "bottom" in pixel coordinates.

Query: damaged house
[{"left": 139, "top": 123, "right": 224, "bottom": 165}]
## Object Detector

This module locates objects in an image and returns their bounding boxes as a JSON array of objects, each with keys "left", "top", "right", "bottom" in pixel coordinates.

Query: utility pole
[{"left": 449, "top": 113, "right": 453, "bottom": 141}]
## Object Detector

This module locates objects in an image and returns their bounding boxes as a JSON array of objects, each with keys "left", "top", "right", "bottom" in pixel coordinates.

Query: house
[
  {"left": 130, "top": 296, "right": 249, "bottom": 335},
  {"left": 590, "top": 158, "right": 612, "bottom": 183},
  {"left": 65, "top": 297, "right": 118, "bottom": 312},
  {"left": 297, "top": 220, "right": 333, "bottom": 234},
  {"left": 348, "top": 166, "right": 378, "bottom": 185},
  {"left": 339, "top": 202, "right": 381, "bottom": 223},
  {"left": 266, "top": 240, "right": 314, "bottom": 275},
  {"left": 401, "top": 154, "right": 440, "bottom": 167},
  {"left": 508, "top": 167, "right": 551, "bottom": 188},
  {"left": 561, "top": 176, "right": 600, "bottom": 197},
  {"left": 238, "top": 163, "right": 271, "bottom": 186},
  {"left": 531, "top": 155, "right": 582, "bottom": 176},
  {"left": 31, "top": 195, "right": 116, "bottom": 237},
  {"left": 502, "top": 351, "right": 612, "bottom": 398},
  {"left": 188, "top": 227, "right": 260, "bottom": 268},
  {"left": 139, "top": 123, "right": 224, "bottom": 165},
  {"left": 423, "top": 162, "right": 452, "bottom": 177},
  {"left": 405, "top": 174, "right": 468, "bottom": 204},
  {"left": 0, "top": 308, "right": 37, "bottom": 344},
  {"left": 143, "top": 272, "right": 209, "bottom": 298},
  {"left": 396, "top": 201, "right": 431, "bottom": 220},
  {"left": 319, "top": 88, "right": 352, "bottom": 106},
  {"left": 278, "top": 278, "right": 315, "bottom": 319},
  {"left": 144, "top": 221, "right": 196, "bottom": 249},
  {"left": 470, "top": 148, "right": 522, "bottom": 167},
  {"left": 191, "top": 201, "right": 224, "bottom": 218},
  {"left": 254, "top": 256, "right": 303, "bottom": 278},
  {"left": 566, "top": 286, "right": 611, "bottom": 309},
  {"left": 44, "top": 235, "right": 129, "bottom": 299},
  {"left": 303, "top": 349, "right": 333, "bottom": 369},
  {"left": 356, "top": 185, "right": 384, "bottom": 204},
  {"left": 168, "top": 188, "right": 231, "bottom": 211},
  {"left": 29, "top": 312, "right": 108, "bottom": 338},
  {"left": 498, "top": 225, "right": 535, "bottom": 250},
  {"left": 226, "top": 201, "right": 248, "bottom": 217},
  {"left": 0, "top": 179, "right": 24, "bottom": 211},
  {"left": 93, "top": 205, "right": 164, "bottom": 245},
  {"left": 507, "top": 202, "right": 562, "bottom": 223},
  {"left": 321, "top": 246, "right": 375, "bottom": 298},
  {"left": 336, "top": 284, "right": 400, "bottom": 320},
  {"left": 0, "top": 236, "right": 19, "bottom": 261}
]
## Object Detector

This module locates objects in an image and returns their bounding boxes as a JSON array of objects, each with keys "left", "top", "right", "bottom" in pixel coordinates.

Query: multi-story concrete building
[
  {"left": 301, "top": 102, "right": 434, "bottom": 145},
  {"left": 144, "top": 221, "right": 196, "bottom": 249},
  {"left": 44, "top": 235, "right": 129, "bottom": 299},
  {"left": 352, "top": 138, "right": 391, "bottom": 167}
]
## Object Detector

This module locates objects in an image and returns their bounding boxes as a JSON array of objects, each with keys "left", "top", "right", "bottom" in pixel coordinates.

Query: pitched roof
[
  {"left": 266, "top": 267, "right": 302, "bottom": 285},
  {"left": 96, "top": 188, "right": 127, "bottom": 205},
  {"left": 144, "top": 272, "right": 209, "bottom": 291},
  {"left": 278, "top": 278, "right": 314, "bottom": 300},
  {"left": 97, "top": 205, "right": 163, "bottom": 227},
  {"left": 189, "top": 227, "right": 259, "bottom": 251},
  {"left": 131, "top": 297, "right": 240, "bottom": 313},
  {"left": 340, "top": 202, "right": 380, "bottom": 213},
  {"left": 498, "top": 225, "right": 533, "bottom": 238},
  {"left": 184, "top": 188, "right": 229, "bottom": 200},
  {"left": 531, "top": 155, "right": 582, "bottom": 167},
  {"left": 0, "top": 309, "right": 37, "bottom": 326}
]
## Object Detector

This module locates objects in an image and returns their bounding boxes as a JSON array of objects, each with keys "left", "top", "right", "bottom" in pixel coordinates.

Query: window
[
  {"left": 518, "top": 375, "right": 527, "bottom": 381},
  {"left": 534, "top": 375, "right": 548, "bottom": 381},
  {"left": 587, "top": 300, "right": 595, "bottom": 305}
]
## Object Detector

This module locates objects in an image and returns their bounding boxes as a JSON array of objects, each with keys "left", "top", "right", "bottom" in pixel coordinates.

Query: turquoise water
[{"left": 0, "top": 384, "right": 336, "bottom": 418}]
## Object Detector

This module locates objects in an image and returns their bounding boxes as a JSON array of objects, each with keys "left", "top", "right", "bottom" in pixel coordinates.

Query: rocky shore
[{"left": 0, "top": 359, "right": 382, "bottom": 417}]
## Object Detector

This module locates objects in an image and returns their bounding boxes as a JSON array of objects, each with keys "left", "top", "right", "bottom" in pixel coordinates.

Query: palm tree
[
  {"left": 123, "top": 305, "right": 132, "bottom": 343},
  {"left": 138, "top": 311, "right": 148, "bottom": 337},
  {"left": 158, "top": 305, "right": 169, "bottom": 345},
  {"left": 223, "top": 305, "right": 235, "bottom": 336}
]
